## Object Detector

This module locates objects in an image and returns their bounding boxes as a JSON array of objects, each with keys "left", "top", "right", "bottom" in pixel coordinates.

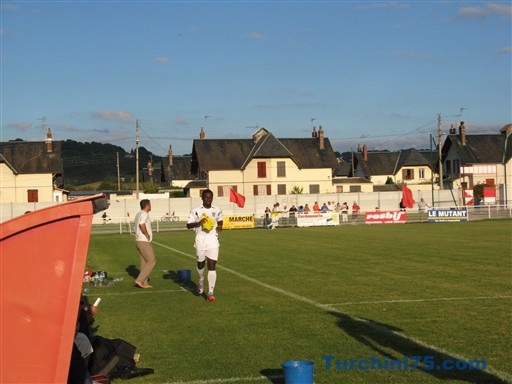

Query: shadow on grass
[
  {"left": 126, "top": 264, "right": 139, "bottom": 279},
  {"left": 163, "top": 269, "right": 200, "bottom": 297},
  {"left": 259, "top": 368, "right": 284, "bottom": 384},
  {"left": 330, "top": 311, "right": 508, "bottom": 384}
]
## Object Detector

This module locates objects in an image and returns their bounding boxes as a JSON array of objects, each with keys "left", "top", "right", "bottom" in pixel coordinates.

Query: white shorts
[{"left": 196, "top": 247, "right": 219, "bottom": 262}]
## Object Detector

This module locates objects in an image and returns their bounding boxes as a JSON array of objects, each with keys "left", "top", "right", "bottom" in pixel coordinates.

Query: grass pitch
[{"left": 84, "top": 220, "right": 512, "bottom": 384}]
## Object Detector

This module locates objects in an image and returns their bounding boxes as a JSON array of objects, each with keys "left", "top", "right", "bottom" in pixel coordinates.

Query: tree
[{"left": 290, "top": 185, "right": 304, "bottom": 194}]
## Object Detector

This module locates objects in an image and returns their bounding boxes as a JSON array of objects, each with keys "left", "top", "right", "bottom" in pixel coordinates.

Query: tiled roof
[{"left": 191, "top": 131, "right": 338, "bottom": 173}]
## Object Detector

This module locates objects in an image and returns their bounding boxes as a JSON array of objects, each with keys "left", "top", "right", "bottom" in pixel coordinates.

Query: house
[
  {"left": 0, "top": 131, "right": 64, "bottom": 203},
  {"left": 188, "top": 126, "right": 339, "bottom": 198},
  {"left": 441, "top": 122, "right": 512, "bottom": 203},
  {"left": 353, "top": 144, "right": 434, "bottom": 190},
  {"left": 332, "top": 162, "right": 373, "bottom": 193},
  {"left": 141, "top": 145, "right": 194, "bottom": 188}
]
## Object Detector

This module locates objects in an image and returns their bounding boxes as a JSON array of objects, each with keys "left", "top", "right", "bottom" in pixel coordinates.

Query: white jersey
[
  {"left": 187, "top": 204, "right": 223, "bottom": 249},
  {"left": 134, "top": 210, "right": 152, "bottom": 242}
]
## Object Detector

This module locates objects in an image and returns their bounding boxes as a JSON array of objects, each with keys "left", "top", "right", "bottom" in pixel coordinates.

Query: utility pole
[
  {"left": 135, "top": 119, "right": 139, "bottom": 199},
  {"left": 438, "top": 113, "right": 443, "bottom": 190},
  {"left": 116, "top": 151, "right": 121, "bottom": 191}
]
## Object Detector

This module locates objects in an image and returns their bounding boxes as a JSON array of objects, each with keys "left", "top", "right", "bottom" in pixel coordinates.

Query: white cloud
[
  {"left": 155, "top": 56, "right": 170, "bottom": 64},
  {"left": 91, "top": 110, "right": 133, "bottom": 122},
  {"left": 62, "top": 124, "right": 80, "bottom": 132},
  {"left": 500, "top": 46, "right": 512, "bottom": 53},
  {"left": 3, "top": 122, "right": 32, "bottom": 131},
  {"left": 0, "top": 3, "right": 18, "bottom": 10},
  {"left": 356, "top": 2, "right": 410, "bottom": 11},
  {"left": 457, "top": 3, "right": 512, "bottom": 20},
  {"left": 389, "top": 50, "right": 438, "bottom": 60},
  {"left": 244, "top": 31, "right": 266, "bottom": 40},
  {"left": 176, "top": 116, "right": 188, "bottom": 125}
]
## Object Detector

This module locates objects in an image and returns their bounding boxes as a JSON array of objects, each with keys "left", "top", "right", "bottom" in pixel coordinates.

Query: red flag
[
  {"left": 401, "top": 185, "right": 415, "bottom": 208},
  {"left": 229, "top": 188, "right": 246, "bottom": 208}
]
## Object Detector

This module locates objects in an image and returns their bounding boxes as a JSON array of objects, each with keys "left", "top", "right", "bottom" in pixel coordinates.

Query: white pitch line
[
  {"left": 323, "top": 295, "right": 512, "bottom": 306},
  {"left": 162, "top": 375, "right": 282, "bottom": 384},
  {"left": 152, "top": 241, "right": 512, "bottom": 384}
]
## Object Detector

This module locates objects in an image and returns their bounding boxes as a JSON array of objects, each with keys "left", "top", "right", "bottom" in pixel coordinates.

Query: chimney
[
  {"left": 168, "top": 145, "right": 173, "bottom": 166},
  {"left": 363, "top": 144, "right": 368, "bottom": 162},
  {"left": 200, "top": 127, "right": 205, "bottom": 139},
  {"left": 459, "top": 121, "right": 466, "bottom": 146},
  {"left": 46, "top": 127, "right": 53, "bottom": 153},
  {"left": 449, "top": 124, "right": 456, "bottom": 135},
  {"left": 312, "top": 126, "right": 317, "bottom": 138},
  {"left": 318, "top": 125, "right": 325, "bottom": 150},
  {"left": 147, "top": 161, "right": 153, "bottom": 176}
]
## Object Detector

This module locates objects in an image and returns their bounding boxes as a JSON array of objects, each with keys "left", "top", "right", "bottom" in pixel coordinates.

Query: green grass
[{"left": 84, "top": 220, "right": 512, "bottom": 384}]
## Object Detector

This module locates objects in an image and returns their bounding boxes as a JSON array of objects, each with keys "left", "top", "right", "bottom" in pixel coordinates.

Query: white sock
[{"left": 208, "top": 270, "right": 217, "bottom": 294}]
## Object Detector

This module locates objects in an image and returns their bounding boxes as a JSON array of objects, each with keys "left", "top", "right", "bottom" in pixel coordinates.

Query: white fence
[{"left": 3, "top": 188, "right": 511, "bottom": 229}]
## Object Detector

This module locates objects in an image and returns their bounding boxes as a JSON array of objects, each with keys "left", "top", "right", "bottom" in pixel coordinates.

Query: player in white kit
[{"left": 186, "top": 189, "right": 224, "bottom": 302}]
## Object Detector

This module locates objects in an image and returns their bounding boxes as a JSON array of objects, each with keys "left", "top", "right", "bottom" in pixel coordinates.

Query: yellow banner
[{"left": 223, "top": 215, "right": 255, "bottom": 229}]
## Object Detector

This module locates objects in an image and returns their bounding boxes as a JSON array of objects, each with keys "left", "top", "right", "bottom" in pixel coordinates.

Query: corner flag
[{"left": 229, "top": 188, "right": 246, "bottom": 208}]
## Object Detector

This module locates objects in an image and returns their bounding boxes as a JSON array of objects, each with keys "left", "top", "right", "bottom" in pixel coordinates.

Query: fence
[
  {"left": 3, "top": 188, "right": 511, "bottom": 230},
  {"left": 87, "top": 204, "right": 512, "bottom": 235}
]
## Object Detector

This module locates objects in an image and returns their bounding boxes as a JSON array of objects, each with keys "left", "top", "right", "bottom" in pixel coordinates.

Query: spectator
[
  {"left": 268, "top": 203, "right": 281, "bottom": 229},
  {"left": 341, "top": 202, "right": 349, "bottom": 223},
  {"left": 320, "top": 203, "right": 330, "bottom": 212},
  {"left": 352, "top": 202, "right": 361, "bottom": 224},
  {"left": 303, "top": 204, "right": 311, "bottom": 212},
  {"left": 264, "top": 207, "right": 271, "bottom": 228},
  {"left": 289, "top": 205, "right": 298, "bottom": 225},
  {"left": 313, "top": 202, "right": 320, "bottom": 212}
]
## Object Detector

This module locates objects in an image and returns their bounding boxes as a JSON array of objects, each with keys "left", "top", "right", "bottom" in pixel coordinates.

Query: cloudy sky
[{"left": 1, "top": 1, "right": 511, "bottom": 155}]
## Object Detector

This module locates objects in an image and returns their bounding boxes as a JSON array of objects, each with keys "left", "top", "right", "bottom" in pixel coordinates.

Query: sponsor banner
[
  {"left": 427, "top": 210, "right": 468, "bottom": 223},
  {"left": 365, "top": 211, "right": 406, "bottom": 224},
  {"left": 297, "top": 213, "right": 340, "bottom": 227},
  {"left": 223, "top": 215, "right": 255, "bottom": 229}
]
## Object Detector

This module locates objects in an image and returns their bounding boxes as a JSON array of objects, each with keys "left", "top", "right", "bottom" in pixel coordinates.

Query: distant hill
[{"left": 61, "top": 140, "right": 158, "bottom": 186}]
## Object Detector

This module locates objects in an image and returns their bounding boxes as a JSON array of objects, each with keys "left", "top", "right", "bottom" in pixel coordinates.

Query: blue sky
[{"left": 1, "top": 1, "right": 511, "bottom": 156}]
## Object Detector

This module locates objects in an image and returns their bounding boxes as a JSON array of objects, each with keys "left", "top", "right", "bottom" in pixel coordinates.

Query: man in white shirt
[
  {"left": 134, "top": 199, "right": 156, "bottom": 288},
  {"left": 186, "top": 189, "right": 223, "bottom": 302}
]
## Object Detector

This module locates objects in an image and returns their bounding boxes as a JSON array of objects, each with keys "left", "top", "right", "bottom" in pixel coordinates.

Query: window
[
  {"left": 27, "top": 189, "right": 39, "bottom": 203},
  {"left": 217, "top": 186, "right": 233, "bottom": 197},
  {"left": 277, "top": 161, "right": 286, "bottom": 177},
  {"left": 454, "top": 160, "right": 460, "bottom": 174},
  {"left": 419, "top": 168, "right": 425, "bottom": 179},
  {"left": 277, "top": 184, "right": 286, "bottom": 195},
  {"left": 257, "top": 162, "right": 267, "bottom": 178},
  {"left": 253, "top": 185, "right": 271, "bottom": 196},
  {"left": 349, "top": 185, "right": 361, "bottom": 192},
  {"left": 336, "top": 185, "right": 344, "bottom": 193},
  {"left": 446, "top": 160, "right": 452, "bottom": 174},
  {"left": 402, "top": 169, "right": 414, "bottom": 180},
  {"left": 309, "top": 184, "right": 320, "bottom": 194}
]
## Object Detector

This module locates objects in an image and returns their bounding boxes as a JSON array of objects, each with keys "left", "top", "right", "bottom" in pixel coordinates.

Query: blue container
[
  {"left": 281, "top": 360, "right": 314, "bottom": 384},
  {"left": 177, "top": 269, "right": 191, "bottom": 284}
]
